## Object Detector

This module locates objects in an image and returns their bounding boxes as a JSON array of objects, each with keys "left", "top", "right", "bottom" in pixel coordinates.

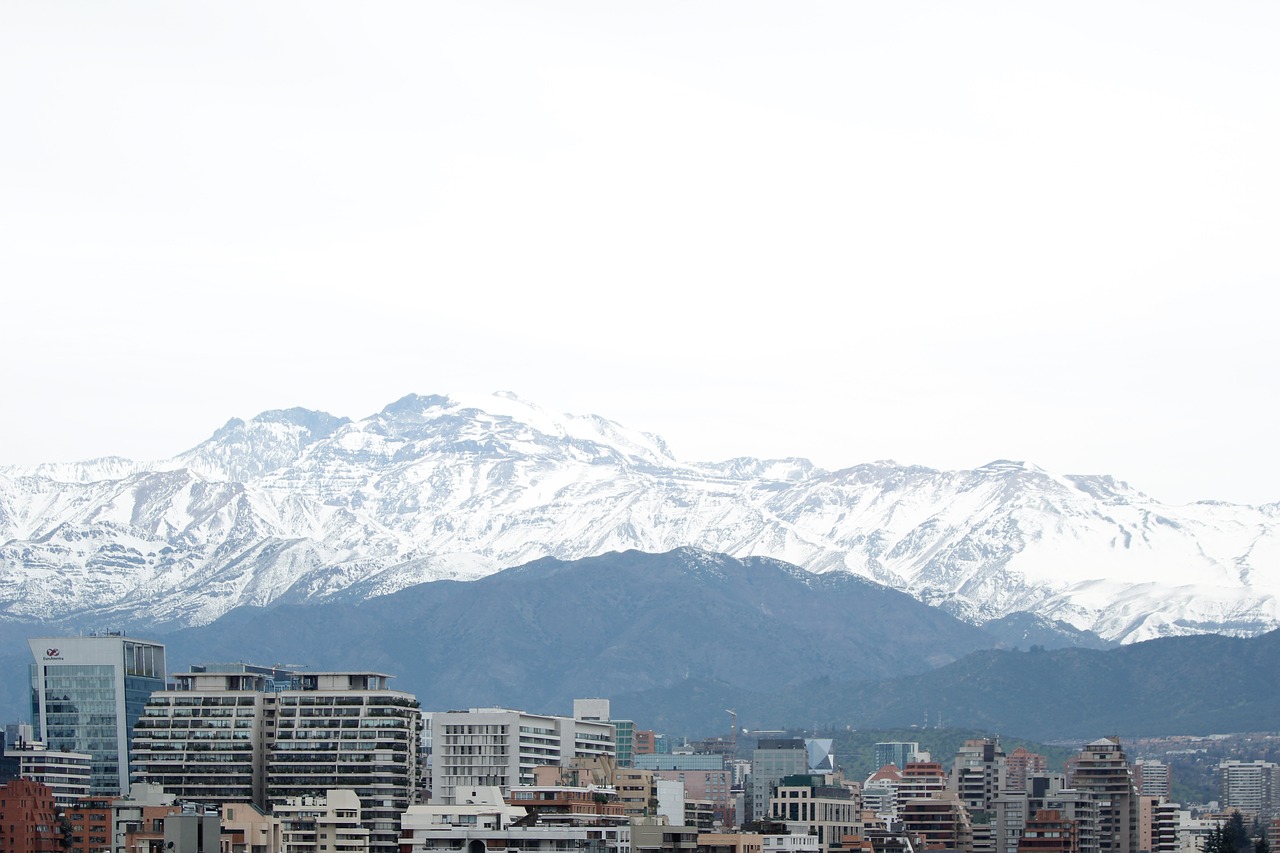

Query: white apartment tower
[
  {"left": 430, "top": 708, "right": 615, "bottom": 804},
  {"left": 1219, "top": 760, "right": 1280, "bottom": 817},
  {"left": 1134, "top": 760, "right": 1172, "bottom": 800}
]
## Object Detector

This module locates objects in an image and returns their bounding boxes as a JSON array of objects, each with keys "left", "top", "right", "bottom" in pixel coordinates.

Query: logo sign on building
[{"left": 44, "top": 648, "right": 62, "bottom": 660}]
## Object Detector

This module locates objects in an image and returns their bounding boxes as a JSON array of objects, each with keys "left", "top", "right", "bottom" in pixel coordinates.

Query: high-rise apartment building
[
  {"left": 131, "top": 666, "right": 421, "bottom": 853},
  {"left": 1008, "top": 748, "right": 1049, "bottom": 796},
  {"left": 131, "top": 664, "right": 288, "bottom": 805},
  {"left": 899, "top": 790, "right": 973, "bottom": 852},
  {"left": 1138, "top": 795, "right": 1180, "bottom": 853},
  {"left": 1219, "top": 760, "right": 1280, "bottom": 817},
  {"left": 898, "top": 761, "right": 948, "bottom": 803},
  {"left": 863, "top": 764, "right": 904, "bottom": 818},
  {"left": 430, "top": 708, "right": 615, "bottom": 805},
  {"left": 1133, "top": 760, "right": 1171, "bottom": 800},
  {"left": 1042, "top": 788, "right": 1100, "bottom": 853},
  {"left": 1069, "top": 739, "right": 1135, "bottom": 853},
  {"left": 952, "top": 738, "right": 1007, "bottom": 814},
  {"left": 28, "top": 635, "right": 166, "bottom": 795},
  {"left": 270, "top": 672, "right": 421, "bottom": 853}
]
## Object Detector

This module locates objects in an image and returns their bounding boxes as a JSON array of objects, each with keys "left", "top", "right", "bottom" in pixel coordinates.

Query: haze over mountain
[
  {"left": 157, "top": 548, "right": 997, "bottom": 718},
  {"left": 1, "top": 392, "right": 1277, "bottom": 642}
]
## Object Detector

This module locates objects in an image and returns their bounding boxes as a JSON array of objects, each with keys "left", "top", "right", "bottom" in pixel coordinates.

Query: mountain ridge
[{"left": 2, "top": 392, "right": 1277, "bottom": 641}]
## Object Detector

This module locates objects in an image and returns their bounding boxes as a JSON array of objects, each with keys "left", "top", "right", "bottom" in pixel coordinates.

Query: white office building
[
  {"left": 29, "top": 634, "right": 166, "bottom": 795},
  {"left": 430, "top": 708, "right": 615, "bottom": 805}
]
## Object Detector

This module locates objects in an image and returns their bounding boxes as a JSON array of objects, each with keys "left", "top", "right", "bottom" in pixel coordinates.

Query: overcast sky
[{"left": 1, "top": 2, "right": 1276, "bottom": 506}]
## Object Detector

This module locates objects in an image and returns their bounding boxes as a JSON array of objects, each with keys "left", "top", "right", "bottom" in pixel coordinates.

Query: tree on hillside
[
  {"left": 1227, "top": 811, "right": 1251, "bottom": 853},
  {"left": 1204, "top": 812, "right": 1257, "bottom": 853},
  {"left": 1208, "top": 819, "right": 1239, "bottom": 850}
]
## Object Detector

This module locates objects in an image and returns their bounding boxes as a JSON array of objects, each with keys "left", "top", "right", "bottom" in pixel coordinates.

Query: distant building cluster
[{"left": 3, "top": 632, "right": 1279, "bottom": 853}]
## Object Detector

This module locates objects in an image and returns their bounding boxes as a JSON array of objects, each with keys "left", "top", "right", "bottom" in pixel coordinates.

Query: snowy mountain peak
[
  {"left": 0, "top": 392, "right": 1276, "bottom": 644},
  {"left": 364, "top": 391, "right": 675, "bottom": 467},
  {"left": 978, "top": 459, "right": 1043, "bottom": 473},
  {"left": 176, "top": 407, "right": 352, "bottom": 482}
]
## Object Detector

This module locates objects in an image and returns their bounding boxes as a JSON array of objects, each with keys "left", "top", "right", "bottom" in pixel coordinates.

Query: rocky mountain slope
[
  {"left": 1, "top": 392, "right": 1276, "bottom": 641},
  {"left": 158, "top": 548, "right": 999, "bottom": 718}
]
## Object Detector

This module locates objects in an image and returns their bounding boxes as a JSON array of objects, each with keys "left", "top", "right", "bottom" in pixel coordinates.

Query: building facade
[
  {"left": 430, "top": 708, "right": 615, "bottom": 805},
  {"left": 132, "top": 667, "right": 421, "bottom": 853},
  {"left": 1019, "top": 809, "right": 1077, "bottom": 853},
  {"left": 275, "top": 789, "right": 370, "bottom": 853},
  {"left": 1133, "top": 761, "right": 1171, "bottom": 800},
  {"left": 768, "top": 774, "right": 860, "bottom": 853},
  {"left": 1008, "top": 749, "right": 1049, "bottom": 797},
  {"left": 28, "top": 635, "right": 166, "bottom": 795},
  {"left": 952, "top": 738, "right": 1008, "bottom": 815},
  {"left": 749, "top": 740, "right": 810, "bottom": 825},
  {"left": 0, "top": 741, "right": 92, "bottom": 808},
  {"left": 874, "top": 744, "right": 920, "bottom": 772},
  {"left": 1219, "top": 761, "right": 1280, "bottom": 817},
  {"left": 1070, "top": 738, "right": 1135, "bottom": 853},
  {"left": 131, "top": 665, "right": 285, "bottom": 805},
  {"left": 0, "top": 777, "right": 64, "bottom": 852}
]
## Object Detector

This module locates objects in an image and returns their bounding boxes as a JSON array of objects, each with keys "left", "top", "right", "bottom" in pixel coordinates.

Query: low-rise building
[
  {"left": 1019, "top": 809, "right": 1077, "bottom": 853},
  {"left": 686, "top": 799, "right": 717, "bottom": 831},
  {"left": 220, "top": 800, "right": 282, "bottom": 853},
  {"left": 508, "top": 785, "right": 628, "bottom": 823},
  {"left": 275, "top": 789, "right": 370, "bottom": 852},
  {"left": 633, "top": 817, "right": 700, "bottom": 853},
  {"left": 1, "top": 741, "right": 92, "bottom": 809},
  {"left": 0, "top": 778, "right": 65, "bottom": 852},
  {"left": 399, "top": 785, "right": 632, "bottom": 853},
  {"left": 768, "top": 774, "right": 860, "bottom": 853},
  {"left": 64, "top": 795, "right": 113, "bottom": 853},
  {"left": 699, "top": 831, "right": 763, "bottom": 853}
]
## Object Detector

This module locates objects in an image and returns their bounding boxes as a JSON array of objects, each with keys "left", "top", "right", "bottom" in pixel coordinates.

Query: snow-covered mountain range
[{"left": 1, "top": 392, "right": 1276, "bottom": 642}]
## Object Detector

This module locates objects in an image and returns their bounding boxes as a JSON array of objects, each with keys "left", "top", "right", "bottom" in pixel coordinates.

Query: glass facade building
[{"left": 28, "top": 635, "right": 166, "bottom": 795}]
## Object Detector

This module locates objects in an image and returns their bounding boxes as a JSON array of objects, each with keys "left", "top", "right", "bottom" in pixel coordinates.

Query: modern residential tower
[{"left": 131, "top": 665, "right": 421, "bottom": 853}]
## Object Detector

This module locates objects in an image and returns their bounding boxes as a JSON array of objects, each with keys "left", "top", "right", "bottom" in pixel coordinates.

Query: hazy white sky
[{"left": 1, "top": 2, "right": 1277, "bottom": 505}]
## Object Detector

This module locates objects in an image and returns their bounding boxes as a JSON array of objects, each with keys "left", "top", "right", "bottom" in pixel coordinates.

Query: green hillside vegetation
[{"left": 822, "top": 728, "right": 1077, "bottom": 781}]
